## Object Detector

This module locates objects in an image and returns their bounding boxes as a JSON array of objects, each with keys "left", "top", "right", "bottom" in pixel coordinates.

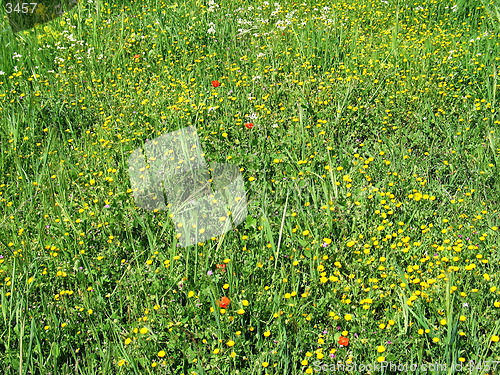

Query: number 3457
[{"left": 5, "top": 3, "right": 39, "bottom": 13}]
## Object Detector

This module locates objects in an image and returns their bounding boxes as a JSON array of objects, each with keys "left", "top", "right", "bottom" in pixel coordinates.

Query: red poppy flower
[
  {"left": 211, "top": 80, "right": 220, "bottom": 87},
  {"left": 245, "top": 122, "right": 254, "bottom": 129},
  {"left": 217, "top": 296, "right": 231, "bottom": 309},
  {"left": 216, "top": 264, "right": 226, "bottom": 272},
  {"left": 338, "top": 336, "right": 349, "bottom": 347}
]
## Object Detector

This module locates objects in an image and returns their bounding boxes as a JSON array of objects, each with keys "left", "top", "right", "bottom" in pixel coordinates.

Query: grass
[{"left": 0, "top": 0, "right": 499, "bottom": 374}]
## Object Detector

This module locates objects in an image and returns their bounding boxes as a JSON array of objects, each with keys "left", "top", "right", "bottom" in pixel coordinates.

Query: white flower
[
  {"left": 0, "top": 71, "right": 5, "bottom": 75},
  {"left": 207, "top": 22, "right": 216, "bottom": 34},
  {"left": 207, "top": 0, "right": 219, "bottom": 12}
]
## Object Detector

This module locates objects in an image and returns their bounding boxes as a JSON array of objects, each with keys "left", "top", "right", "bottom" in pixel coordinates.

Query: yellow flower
[
  {"left": 264, "top": 331, "right": 271, "bottom": 337},
  {"left": 124, "top": 338, "right": 132, "bottom": 345},
  {"left": 139, "top": 327, "right": 148, "bottom": 334},
  {"left": 346, "top": 241, "right": 355, "bottom": 247},
  {"left": 226, "top": 340, "right": 235, "bottom": 347},
  {"left": 117, "top": 359, "right": 127, "bottom": 366},
  {"left": 491, "top": 335, "right": 500, "bottom": 342},
  {"left": 262, "top": 362, "right": 269, "bottom": 367},
  {"left": 432, "top": 337, "right": 440, "bottom": 343},
  {"left": 377, "top": 356, "right": 385, "bottom": 362},
  {"left": 157, "top": 350, "right": 166, "bottom": 357},
  {"left": 377, "top": 345, "right": 386, "bottom": 353},
  {"left": 344, "top": 314, "right": 352, "bottom": 321}
]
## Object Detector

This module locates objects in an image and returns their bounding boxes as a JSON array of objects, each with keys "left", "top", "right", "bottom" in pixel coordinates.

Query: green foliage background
[{"left": 0, "top": 0, "right": 499, "bottom": 373}]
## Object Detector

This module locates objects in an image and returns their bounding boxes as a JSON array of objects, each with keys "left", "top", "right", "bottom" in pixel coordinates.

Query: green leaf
[
  {"left": 245, "top": 216, "right": 257, "bottom": 228},
  {"left": 385, "top": 353, "right": 397, "bottom": 361}
]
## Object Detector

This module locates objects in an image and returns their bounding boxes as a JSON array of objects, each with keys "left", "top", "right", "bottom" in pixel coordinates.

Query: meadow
[{"left": 0, "top": 0, "right": 499, "bottom": 373}]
